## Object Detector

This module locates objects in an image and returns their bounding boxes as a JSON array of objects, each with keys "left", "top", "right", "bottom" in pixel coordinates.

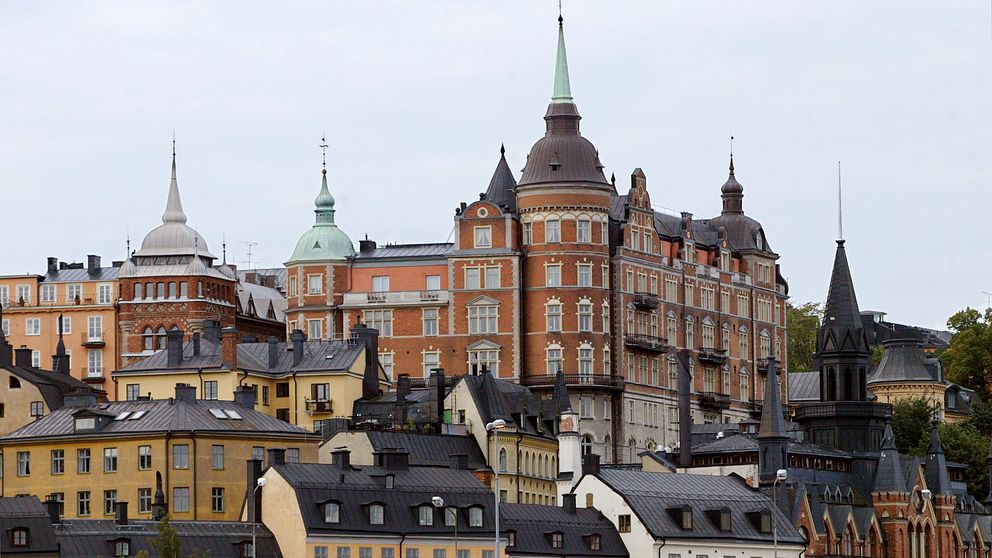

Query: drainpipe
[
  {"left": 292, "top": 371, "right": 299, "bottom": 425},
  {"left": 191, "top": 432, "right": 197, "bottom": 520},
  {"left": 197, "top": 368, "right": 204, "bottom": 398},
  {"left": 515, "top": 434, "right": 522, "bottom": 503}
]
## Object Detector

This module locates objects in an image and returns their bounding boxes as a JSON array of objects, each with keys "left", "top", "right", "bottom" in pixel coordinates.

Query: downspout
[
  {"left": 191, "top": 432, "right": 197, "bottom": 520},
  {"left": 515, "top": 434, "right": 522, "bottom": 503},
  {"left": 238, "top": 367, "right": 249, "bottom": 387},
  {"left": 292, "top": 371, "right": 299, "bottom": 425},
  {"left": 164, "top": 431, "right": 172, "bottom": 515},
  {"left": 657, "top": 537, "right": 666, "bottom": 558},
  {"left": 398, "top": 532, "right": 406, "bottom": 558},
  {"left": 197, "top": 367, "right": 204, "bottom": 397}
]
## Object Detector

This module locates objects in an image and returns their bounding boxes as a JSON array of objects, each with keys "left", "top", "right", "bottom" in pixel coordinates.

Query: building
[
  {"left": 321, "top": 429, "right": 487, "bottom": 470},
  {"left": 0, "top": 256, "right": 121, "bottom": 387},
  {"left": 568, "top": 456, "right": 804, "bottom": 558},
  {"left": 283, "top": 17, "right": 789, "bottom": 463},
  {"left": 0, "top": 319, "right": 105, "bottom": 436},
  {"left": 500, "top": 500, "right": 628, "bottom": 558},
  {"left": 0, "top": 497, "right": 60, "bottom": 557},
  {"left": 0, "top": 384, "right": 318, "bottom": 522},
  {"left": 111, "top": 321, "right": 390, "bottom": 433}
]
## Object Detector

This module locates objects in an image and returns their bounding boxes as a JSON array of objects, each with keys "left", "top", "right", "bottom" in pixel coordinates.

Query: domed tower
[
  {"left": 118, "top": 149, "right": 237, "bottom": 364},
  {"left": 517, "top": 17, "right": 615, "bottom": 435},
  {"left": 284, "top": 149, "right": 356, "bottom": 340}
]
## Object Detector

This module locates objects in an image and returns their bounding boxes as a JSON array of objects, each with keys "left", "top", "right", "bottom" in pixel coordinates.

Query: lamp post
[
  {"left": 433, "top": 496, "right": 458, "bottom": 558},
  {"left": 486, "top": 419, "right": 507, "bottom": 558},
  {"left": 252, "top": 477, "right": 267, "bottom": 558},
  {"left": 772, "top": 468, "right": 787, "bottom": 558}
]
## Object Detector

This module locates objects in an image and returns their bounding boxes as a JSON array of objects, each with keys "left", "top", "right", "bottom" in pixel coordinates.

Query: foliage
[
  {"left": 134, "top": 516, "right": 211, "bottom": 558},
  {"left": 890, "top": 397, "right": 934, "bottom": 456},
  {"left": 787, "top": 301, "right": 822, "bottom": 372},
  {"left": 871, "top": 345, "right": 885, "bottom": 367},
  {"left": 965, "top": 398, "right": 992, "bottom": 436},
  {"left": 943, "top": 307, "right": 992, "bottom": 400},
  {"left": 913, "top": 421, "right": 990, "bottom": 499}
]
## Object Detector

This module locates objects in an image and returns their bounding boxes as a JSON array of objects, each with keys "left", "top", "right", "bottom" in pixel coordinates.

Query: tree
[
  {"left": 787, "top": 302, "right": 822, "bottom": 372},
  {"left": 134, "top": 515, "right": 210, "bottom": 558},
  {"left": 890, "top": 397, "right": 933, "bottom": 456},
  {"left": 914, "top": 421, "right": 990, "bottom": 499},
  {"left": 871, "top": 345, "right": 885, "bottom": 367},
  {"left": 943, "top": 307, "right": 992, "bottom": 400}
]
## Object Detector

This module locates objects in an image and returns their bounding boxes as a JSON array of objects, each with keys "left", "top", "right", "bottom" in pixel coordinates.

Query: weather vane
[{"left": 319, "top": 136, "right": 329, "bottom": 170}]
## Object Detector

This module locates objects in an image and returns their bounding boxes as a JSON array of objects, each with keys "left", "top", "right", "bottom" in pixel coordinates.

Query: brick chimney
[
  {"left": 267, "top": 336, "right": 280, "bottom": 369},
  {"left": 166, "top": 329, "right": 184, "bottom": 368},
  {"left": 87, "top": 254, "right": 101, "bottom": 271},
  {"left": 192, "top": 332, "right": 201, "bottom": 357},
  {"left": 47, "top": 257, "right": 59, "bottom": 275},
  {"left": 562, "top": 493, "right": 577, "bottom": 514},
  {"left": 351, "top": 323, "right": 380, "bottom": 399},
  {"left": 221, "top": 327, "right": 238, "bottom": 370}
]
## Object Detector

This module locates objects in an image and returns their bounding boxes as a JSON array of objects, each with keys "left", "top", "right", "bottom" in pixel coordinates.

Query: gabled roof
[
  {"left": 55, "top": 519, "right": 282, "bottom": 558},
  {"left": 458, "top": 373, "right": 557, "bottom": 440},
  {"left": 501, "top": 504, "right": 628, "bottom": 557},
  {"left": 364, "top": 431, "right": 487, "bottom": 470},
  {"left": 3, "top": 364, "right": 103, "bottom": 411}
]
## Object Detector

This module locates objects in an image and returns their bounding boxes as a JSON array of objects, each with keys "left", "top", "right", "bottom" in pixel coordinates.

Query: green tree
[
  {"left": 787, "top": 301, "right": 822, "bottom": 372},
  {"left": 943, "top": 307, "right": 992, "bottom": 400},
  {"left": 890, "top": 397, "right": 933, "bottom": 456},
  {"left": 914, "top": 421, "right": 990, "bottom": 499},
  {"left": 871, "top": 345, "right": 885, "bottom": 367},
  {"left": 966, "top": 398, "right": 992, "bottom": 436},
  {"left": 134, "top": 515, "right": 210, "bottom": 558}
]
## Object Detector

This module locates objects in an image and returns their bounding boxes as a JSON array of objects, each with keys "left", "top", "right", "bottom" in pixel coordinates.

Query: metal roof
[
  {"left": 0, "top": 497, "right": 59, "bottom": 554},
  {"left": 364, "top": 431, "right": 487, "bottom": 470},
  {"left": 4, "top": 364, "right": 103, "bottom": 411},
  {"left": 501, "top": 504, "right": 628, "bottom": 557},
  {"left": 55, "top": 519, "right": 282, "bottom": 558},
  {"left": 42, "top": 266, "right": 120, "bottom": 283},
  {"left": 355, "top": 243, "right": 454, "bottom": 260}
]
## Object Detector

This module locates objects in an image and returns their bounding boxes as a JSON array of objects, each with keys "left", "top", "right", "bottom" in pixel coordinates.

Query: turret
[{"left": 757, "top": 358, "right": 789, "bottom": 485}]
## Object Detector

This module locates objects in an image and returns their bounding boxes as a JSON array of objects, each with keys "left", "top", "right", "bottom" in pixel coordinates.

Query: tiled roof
[
  {"left": 501, "top": 504, "right": 628, "bottom": 557},
  {"left": 55, "top": 519, "right": 282, "bottom": 558}
]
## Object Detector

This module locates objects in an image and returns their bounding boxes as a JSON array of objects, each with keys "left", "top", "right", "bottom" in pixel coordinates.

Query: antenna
[
  {"left": 982, "top": 291, "right": 992, "bottom": 309},
  {"left": 239, "top": 241, "right": 260, "bottom": 271},
  {"left": 125, "top": 230, "right": 131, "bottom": 258},
  {"left": 222, "top": 233, "right": 227, "bottom": 265},
  {"left": 837, "top": 161, "right": 843, "bottom": 241}
]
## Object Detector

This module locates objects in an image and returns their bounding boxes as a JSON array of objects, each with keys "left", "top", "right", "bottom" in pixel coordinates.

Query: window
[
  {"left": 315, "top": 548, "right": 329, "bottom": 558},
  {"left": 63, "top": 283, "right": 81, "bottom": 303},
  {"left": 78, "top": 449, "right": 91, "bottom": 473},
  {"left": 173, "top": 487, "right": 190, "bottom": 513},
  {"left": 474, "top": 226, "right": 492, "bottom": 248},
  {"left": 423, "top": 351, "right": 440, "bottom": 376},
  {"left": 203, "top": 380, "right": 218, "bottom": 400},
  {"left": 551, "top": 532, "right": 563, "bottom": 548},
  {"left": 577, "top": 263, "right": 592, "bottom": 287},
  {"left": 17, "top": 451, "right": 30, "bottom": 476},
  {"left": 685, "top": 318, "right": 694, "bottom": 349},
  {"left": 212, "top": 445, "right": 224, "bottom": 469},
  {"left": 574, "top": 218, "right": 592, "bottom": 243},
  {"left": 262, "top": 385, "right": 269, "bottom": 405},
  {"left": 1, "top": 319, "right": 7, "bottom": 336},
  {"left": 115, "top": 540, "right": 130, "bottom": 557},
  {"left": 422, "top": 308, "right": 439, "bottom": 336},
  {"left": 485, "top": 266, "right": 500, "bottom": 288},
  {"left": 465, "top": 267, "right": 481, "bottom": 290},
  {"left": 425, "top": 275, "right": 441, "bottom": 291},
  {"left": 212, "top": 487, "right": 225, "bottom": 512},
  {"left": 104, "top": 489, "right": 117, "bottom": 515},
  {"left": 157, "top": 283, "right": 165, "bottom": 299},
  {"left": 546, "top": 302, "right": 562, "bottom": 332},
  {"left": 546, "top": 346, "right": 563, "bottom": 374},
  {"left": 30, "top": 401, "right": 44, "bottom": 417},
  {"left": 32, "top": 350, "right": 41, "bottom": 367},
  {"left": 138, "top": 488, "right": 152, "bottom": 513},
  {"left": 25, "top": 318, "right": 40, "bottom": 336},
  {"left": 370, "top": 504, "right": 384, "bottom": 525},
  {"left": 432, "top": 550, "right": 446, "bottom": 558},
  {"left": 580, "top": 395, "right": 593, "bottom": 418},
  {"left": 407, "top": 551, "right": 420, "bottom": 558},
  {"left": 87, "top": 349, "right": 103, "bottom": 376},
  {"left": 276, "top": 382, "right": 290, "bottom": 397},
  {"left": 40, "top": 284, "right": 56, "bottom": 302},
  {"left": 546, "top": 264, "right": 561, "bottom": 287},
  {"left": 104, "top": 448, "right": 118, "bottom": 472},
  {"left": 468, "top": 348, "right": 499, "bottom": 375},
  {"left": 740, "top": 370, "right": 750, "bottom": 401},
  {"left": 16, "top": 285, "right": 31, "bottom": 304},
  {"left": 619, "top": 514, "right": 632, "bottom": 532},
  {"left": 523, "top": 222, "right": 532, "bottom": 244},
  {"left": 498, "top": 448, "right": 508, "bottom": 472},
  {"left": 469, "top": 507, "right": 483, "bottom": 526},
  {"left": 252, "top": 447, "right": 265, "bottom": 462},
  {"left": 180, "top": 282, "right": 188, "bottom": 298},
  {"left": 418, "top": 505, "right": 434, "bottom": 526},
  {"left": 77, "top": 491, "right": 91, "bottom": 516},
  {"left": 468, "top": 305, "right": 498, "bottom": 334},
  {"left": 98, "top": 283, "right": 113, "bottom": 304},
  {"left": 363, "top": 310, "right": 393, "bottom": 337},
  {"left": 308, "top": 319, "right": 323, "bottom": 339},
  {"left": 578, "top": 301, "right": 593, "bottom": 332},
  {"left": 371, "top": 276, "right": 390, "bottom": 292},
  {"left": 173, "top": 444, "right": 189, "bottom": 469},
  {"left": 308, "top": 274, "right": 323, "bottom": 294},
  {"left": 379, "top": 352, "right": 394, "bottom": 381},
  {"left": 47, "top": 449, "right": 63, "bottom": 475},
  {"left": 588, "top": 534, "right": 602, "bottom": 551},
  {"left": 546, "top": 219, "right": 560, "bottom": 242},
  {"left": 579, "top": 347, "right": 593, "bottom": 377},
  {"left": 126, "top": 384, "right": 141, "bottom": 401},
  {"left": 288, "top": 276, "right": 298, "bottom": 297},
  {"left": 360, "top": 549, "right": 373, "bottom": 558}
]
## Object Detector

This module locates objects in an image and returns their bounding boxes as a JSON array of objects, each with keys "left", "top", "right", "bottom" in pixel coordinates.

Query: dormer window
[
  {"left": 75, "top": 417, "right": 96, "bottom": 431},
  {"left": 507, "top": 531, "right": 516, "bottom": 547},
  {"left": 11, "top": 528, "right": 28, "bottom": 547},
  {"left": 585, "top": 534, "right": 602, "bottom": 551},
  {"left": 549, "top": 532, "right": 564, "bottom": 549},
  {"left": 756, "top": 232, "right": 765, "bottom": 251},
  {"left": 719, "top": 507, "right": 731, "bottom": 532},
  {"left": 418, "top": 504, "right": 434, "bottom": 526},
  {"left": 384, "top": 475, "right": 395, "bottom": 489},
  {"left": 468, "top": 506, "right": 483, "bottom": 527},
  {"left": 114, "top": 539, "right": 131, "bottom": 556},
  {"left": 369, "top": 503, "right": 384, "bottom": 525},
  {"left": 668, "top": 505, "right": 692, "bottom": 530},
  {"left": 323, "top": 502, "right": 340, "bottom": 524}
]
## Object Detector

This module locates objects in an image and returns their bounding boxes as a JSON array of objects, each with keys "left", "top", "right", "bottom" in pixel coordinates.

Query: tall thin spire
[
  {"left": 551, "top": 14, "right": 573, "bottom": 104},
  {"left": 314, "top": 138, "right": 337, "bottom": 225},
  {"left": 837, "top": 161, "right": 843, "bottom": 242},
  {"left": 162, "top": 137, "right": 188, "bottom": 224}
]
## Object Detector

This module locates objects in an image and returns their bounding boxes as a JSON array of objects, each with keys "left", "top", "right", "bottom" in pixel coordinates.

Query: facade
[
  {"left": 111, "top": 321, "right": 390, "bottom": 433},
  {"left": 283, "top": 17, "right": 789, "bottom": 464},
  {"left": 0, "top": 384, "right": 318, "bottom": 522}
]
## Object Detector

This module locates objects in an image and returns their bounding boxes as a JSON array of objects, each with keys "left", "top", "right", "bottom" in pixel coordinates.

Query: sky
[{"left": 1, "top": 1, "right": 989, "bottom": 330}]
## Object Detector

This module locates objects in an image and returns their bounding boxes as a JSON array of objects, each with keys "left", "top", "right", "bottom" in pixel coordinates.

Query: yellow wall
[
  {"left": 0, "top": 368, "right": 54, "bottom": 436},
  {"left": 870, "top": 382, "right": 948, "bottom": 417},
  {"left": 0, "top": 432, "right": 317, "bottom": 521}
]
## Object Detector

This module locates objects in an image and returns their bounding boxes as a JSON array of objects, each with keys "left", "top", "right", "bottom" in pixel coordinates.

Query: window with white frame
[
  {"left": 25, "top": 318, "right": 40, "bottom": 336},
  {"left": 722, "top": 324, "right": 731, "bottom": 352},
  {"left": 363, "top": 310, "right": 393, "bottom": 337},
  {"left": 288, "top": 276, "right": 297, "bottom": 297},
  {"left": 422, "top": 308, "right": 438, "bottom": 336},
  {"left": 577, "top": 264, "right": 592, "bottom": 287},
  {"left": 740, "top": 369, "right": 749, "bottom": 401},
  {"left": 307, "top": 274, "right": 323, "bottom": 295},
  {"left": 577, "top": 219, "right": 591, "bottom": 243},
  {"left": 307, "top": 319, "right": 323, "bottom": 339},
  {"left": 546, "top": 346, "right": 563, "bottom": 375},
  {"left": 739, "top": 327, "right": 749, "bottom": 358},
  {"left": 1, "top": 319, "right": 8, "bottom": 336},
  {"left": 468, "top": 305, "right": 498, "bottom": 334},
  {"left": 643, "top": 231, "right": 652, "bottom": 254},
  {"left": 423, "top": 351, "right": 440, "bottom": 376},
  {"left": 580, "top": 395, "right": 593, "bottom": 418},
  {"left": 602, "top": 303, "right": 610, "bottom": 333},
  {"left": 98, "top": 284, "right": 113, "bottom": 304},
  {"left": 704, "top": 367, "right": 715, "bottom": 392},
  {"left": 425, "top": 275, "right": 441, "bottom": 291},
  {"left": 578, "top": 346, "right": 593, "bottom": 378},
  {"left": 371, "top": 276, "right": 390, "bottom": 292},
  {"left": 465, "top": 267, "right": 481, "bottom": 290},
  {"left": 485, "top": 266, "right": 500, "bottom": 288},
  {"left": 545, "top": 219, "right": 560, "bottom": 243},
  {"left": 87, "top": 350, "right": 103, "bottom": 376},
  {"left": 474, "top": 226, "right": 492, "bottom": 248},
  {"left": 683, "top": 241, "right": 695, "bottom": 264},
  {"left": 603, "top": 346, "right": 611, "bottom": 375},
  {"left": 87, "top": 316, "right": 102, "bottom": 341},
  {"left": 684, "top": 282, "right": 694, "bottom": 307},
  {"left": 546, "top": 301, "right": 562, "bottom": 332},
  {"left": 523, "top": 222, "right": 532, "bottom": 244},
  {"left": 702, "top": 320, "right": 715, "bottom": 349},
  {"left": 721, "top": 290, "right": 730, "bottom": 312},
  {"left": 601, "top": 265, "right": 609, "bottom": 289},
  {"left": 0, "top": 286, "right": 7, "bottom": 305},
  {"left": 603, "top": 397, "right": 612, "bottom": 420},
  {"left": 636, "top": 272, "right": 647, "bottom": 293},
  {"left": 31, "top": 351, "right": 41, "bottom": 367},
  {"left": 577, "top": 301, "right": 593, "bottom": 332},
  {"left": 685, "top": 318, "right": 694, "bottom": 349},
  {"left": 625, "top": 270, "right": 634, "bottom": 293},
  {"left": 665, "top": 278, "right": 677, "bottom": 302},
  {"left": 379, "top": 352, "right": 394, "bottom": 381},
  {"left": 601, "top": 221, "right": 608, "bottom": 244},
  {"left": 666, "top": 315, "right": 678, "bottom": 346},
  {"left": 40, "top": 284, "right": 56, "bottom": 303},
  {"left": 738, "top": 293, "right": 749, "bottom": 317},
  {"left": 760, "top": 331, "right": 771, "bottom": 358},
  {"left": 546, "top": 264, "right": 561, "bottom": 287},
  {"left": 723, "top": 366, "right": 732, "bottom": 395},
  {"left": 701, "top": 286, "right": 715, "bottom": 310},
  {"left": 16, "top": 285, "right": 30, "bottom": 304},
  {"left": 58, "top": 316, "right": 72, "bottom": 334},
  {"left": 469, "top": 348, "right": 499, "bottom": 375},
  {"left": 630, "top": 227, "right": 640, "bottom": 251}
]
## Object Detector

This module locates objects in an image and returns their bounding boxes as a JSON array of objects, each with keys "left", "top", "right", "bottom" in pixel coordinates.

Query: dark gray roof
[
  {"left": 591, "top": 469, "right": 805, "bottom": 544},
  {"left": 501, "top": 504, "right": 628, "bottom": 557},
  {"left": 758, "top": 361, "right": 788, "bottom": 439},
  {"left": 0, "top": 497, "right": 59, "bottom": 554},
  {"left": 924, "top": 421, "right": 953, "bottom": 495},
  {"left": 365, "top": 431, "right": 486, "bottom": 470},
  {"left": 42, "top": 266, "right": 120, "bottom": 283},
  {"left": 482, "top": 146, "right": 518, "bottom": 212},
  {"left": 55, "top": 519, "right": 282, "bottom": 558},
  {"left": 872, "top": 423, "right": 907, "bottom": 492},
  {"left": 460, "top": 373, "right": 557, "bottom": 441},
  {"left": 2, "top": 397, "right": 309, "bottom": 440},
  {"left": 868, "top": 338, "right": 940, "bottom": 385},
  {"left": 819, "top": 240, "right": 870, "bottom": 354},
  {"left": 788, "top": 371, "right": 820, "bottom": 402},
  {"left": 355, "top": 243, "right": 454, "bottom": 260},
  {"left": 690, "top": 433, "right": 849, "bottom": 460},
  {"left": 4, "top": 364, "right": 103, "bottom": 410},
  {"left": 518, "top": 102, "right": 608, "bottom": 187}
]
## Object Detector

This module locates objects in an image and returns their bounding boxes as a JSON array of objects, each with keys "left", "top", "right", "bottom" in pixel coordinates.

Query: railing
[
  {"left": 697, "top": 348, "right": 728, "bottom": 364},
  {"left": 342, "top": 290, "right": 450, "bottom": 306},
  {"left": 80, "top": 332, "right": 105, "bottom": 347},
  {"left": 83, "top": 368, "right": 104, "bottom": 380},
  {"left": 699, "top": 391, "right": 732, "bottom": 410},
  {"left": 731, "top": 273, "right": 753, "bottom": 286},
  {"left": 520, "top": 374, "right": 624, "bottom": 390},
  {"left": 757, "top": 358, "right": 772, "bottom": 372},
  {"left": 748, "top": 399, "right": 764, "bottom": 415},
  {"left": 624, "top": 334, "right": 669, "bottom": 353},
  {"left": 632, "top": 292, "right": 659, "bottom": 309},
  {"left": 309, "top": 400, "right": 333, "bottom": 413}
]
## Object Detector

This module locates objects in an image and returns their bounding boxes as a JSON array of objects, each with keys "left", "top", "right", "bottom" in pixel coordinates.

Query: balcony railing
[
  {"left": 632, "top": 292, "right": 659, "bottom": 310},
  {"left": 624, "top": 334, "right": 669, "bottom": 353},
  {"left": 83, "top": 368, "right": 104, "bottom": 382},
  {"left": 521, "top": 374, "right": 624, "bottom": 390},
  {"left": 757, "top": 358, "right": 772, "bottom": 372},
  {"left": 749, "top": 399, "right": 763, "bottom": 415},
  {"left": 342, "top": 290, "right": 450, "bottom": 307},
  {"left": 699, "top": 391, "right": 732, "bottom": 410},
  {"left": 80, "top": 332, "right": 105, "bottom": 347},
  {"left": 697, "top": 348, "right": 728, "bottom": 365},
  {"left": 308, "top": 400, "right": 333, "bottom": 414}
]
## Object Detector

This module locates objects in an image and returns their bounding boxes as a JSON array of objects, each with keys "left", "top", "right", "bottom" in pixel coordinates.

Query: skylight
[
  {"left": 209, "top": 408, "right": 228, "bottom": 419},
  {"left": 224, "top": 409, "right": 243, "bottom": 420},
  {"left": 113, "top": 411, "right": 132, "bottom": 421},
  {"left": 129, "top": 410, "right": 147, "bottom": 420}
]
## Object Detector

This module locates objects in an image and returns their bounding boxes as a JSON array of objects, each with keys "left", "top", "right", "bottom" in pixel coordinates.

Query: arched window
[
  {"left": 580, "top": 435, "right": 593, "bottom": 456},
  {"left": 156, "top": 327, "right": 167, "bottom": 350},
  {"left": 841, "top": 526, "right": 853, "bottom": 555},
  {"left": 628, "top": 437, "right": 637, "bottom": 462},
  {"left": 498, "top": 448, "right": 508, "bottom": 472},
  {"left": 603, "top": 435, "right": 612, "bottom": 463},
  {"left": 143, "top": 327, "right": 155, "bottom": 351}
]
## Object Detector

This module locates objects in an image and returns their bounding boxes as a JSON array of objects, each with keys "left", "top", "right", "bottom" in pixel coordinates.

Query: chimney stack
[
  {"left": 14, "top": 347, "right": 32, "bottom": 367},
  {"left": 359, "top": 237, "right": 377, "bottom": 253},
  {"left": 351, "top": 323, "right": 381, "bottom": 399},
  {"left": 47, "top": 257, "right": 59, "bottom": 275},
  {"left": 291, "top": 329, "right": 306, "bottom": 366},
  {"left": 174, "top": 383, "right": 197, "bottom": 403},
  {"left": 87, "top": 254, "right": 101, "bottom": 271},
  {"left": 562, "top": 493, "right": 577, "bottom": 514},
  {"left": 203, "top": 320, "right": 222, "bottom": 342},
  {"left": 221, "top": 327, "right": 238, "bottom": 370},
  {"left": 267, "top": 336, "right": 280, "bottom": 368},
  {"left": 247, "top": 459, "right": 263, "bottom": 523},
  {"left": 234, "top": 385, "right": 256, "bottom": 409},
  {"left": 192, "top": 332, "right": 201, "bottom": 357},
  {"left": 677, "top": 349, "right": 693, "bottom": 468},
  {"left": 581, "top": 454, "right": 601, "bottom": 476},
  {"left": 166, "top": 329, "right": 184, "bottom": 368},
  {"left": 44, "top": 496, "right": 62, "bottom": 524}
]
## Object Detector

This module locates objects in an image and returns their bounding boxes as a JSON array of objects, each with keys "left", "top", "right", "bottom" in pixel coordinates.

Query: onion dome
[
  {"left": 135, "top": 152, "right": 215, "bottom": 259},
  {"left": 481, "top": 144, "right": 517, "bottom": 211},
  {"left": 287, "top": 168, "right": 356, "bottom": 264},
  {"left": 720, "top": 155, "right": 744, "bottom": 214},
  {"left": 518, "top": 17, "right": 608, "bottom": 187}
]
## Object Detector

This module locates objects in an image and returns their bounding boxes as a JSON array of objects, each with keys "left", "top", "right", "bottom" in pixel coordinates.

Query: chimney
[
  {"left": 562, "top": 493, "right": 577, "bottom": 515},
  {"left": 166, "top": 329, "right": 184, "bottom": 368},
  {"left": 234, "top": 385, "right": 256, "bottom": 409},
  {"left": 221, "top": 327, "right": 238, "bottom": 370},
  {"left": 174, "top": 383, "right": 197, "bottom": 403},
  {"left": 87, "top": 254, "right": 101, "bottom": 271},
  {"left": 47, "top": 257, "right": 59, "bottom": 275},
  {"left": 247, "top": 459, "right": 263, "bottom": 523},
  {"left": 192, "top": 332, "right": 201, "bottom": 357},
  {"left": 581, "top": 454, "right": 601, "bottom": 476},
  {"left": 14, "top": 347, "right": 32, "bottom": 367},
  {"left": 203, "top": 320, "right": 222, "bottom": 342},
  {"left": 267, "top": 336, "right": 280, "bottom": 368},
  {"left": 44, "top": 496, "right": 62, "bottom": 524},
  {"left": 396, "top": 374, "right": 411, "bottom": 402},
  {"left": 152, "top": 471, "right": 168, "bottom": 520},
  {"left": 351, "top": 323, "right": 380, "bottom": 399},
  {"left": 64, "top": 390, "right": 98, "bottom": 408},
  {"left": 429, "top": 368, "right": 446, "bottom": 427},
  {"left": 291, "top": 329, "right": 306, "bottom": 366},
  {"left": 268, "top": 448, "right": 287, "bottom": 466},
  {"left": 450, "top": 453, "right": 468, "bottom": 470},
  {"left": 115, "top": 501, "right": 129, "bottom": 525},
  {"left": 677, "top": 349, "right": 693, "bottom": 468},
  {"left": 331, "top": 449, "right": 352, "bottom": 469},
  {"left": 375, "top": 449, "right": 410, "bottom": 471},
  {"left": 359, "top": 237, "right": 377, "bottom": 253}
]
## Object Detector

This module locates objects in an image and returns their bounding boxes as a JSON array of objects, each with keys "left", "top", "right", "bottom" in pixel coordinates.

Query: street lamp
[
  {"left": 772, "top": 468, "right": 787, "bottom": 558},
  {"left": 486, "top": 419, "right": 507, "bottom": 558},
  {"left": 433, "top": 496, "right": 458, "bottom": 558},
  {"left": 252, "top": 477, "right": 267, "bottom": 558}
]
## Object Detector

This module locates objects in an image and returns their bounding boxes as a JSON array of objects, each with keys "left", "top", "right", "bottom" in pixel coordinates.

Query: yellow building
[
  {"left": 0, "top": 256, "right": 120, "bottom": 394},
  {"left": 111, "top": 322, "right": 390, "bottom": 434},
  {"left": 0, "top": 384, "right": 317, "bottom": 522},
  {"left": 866, "top": 338, "right": 954, "bottom": 418}
]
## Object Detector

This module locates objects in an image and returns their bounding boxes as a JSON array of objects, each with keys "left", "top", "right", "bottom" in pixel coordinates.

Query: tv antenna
[{"left": 239, "top": 241, "right": 260, "bottom": 270}]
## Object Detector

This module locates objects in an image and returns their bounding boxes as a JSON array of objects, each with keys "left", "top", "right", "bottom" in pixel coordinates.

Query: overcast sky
[{"left": 2, "top": 1, "right": 989, "bottom": 330}]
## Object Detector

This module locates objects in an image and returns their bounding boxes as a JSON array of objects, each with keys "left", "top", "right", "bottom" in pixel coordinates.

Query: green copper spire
[
  {"left": 315, "top": 169, "right": 336, "bottom": 224},
  {"left": 552, "top": 16, "right": 573, "bottom": 104}
]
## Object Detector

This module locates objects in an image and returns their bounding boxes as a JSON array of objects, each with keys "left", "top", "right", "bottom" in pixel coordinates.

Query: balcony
[
  {"left": 80, "top": 331, "right": 105, "bottom": 348},
  {"left": 757, "top": 358, "right": 772, "bottom": 372},
  {"left": 632, "top": 292, "right": 659, "bottom": 310},
  {"left": 697, "top": 348, "right": 728, "bottom": 365},
  {"left": 731, "top": 273, "right": 753, "bottom": 286},
  {"left": 521, "top": 374, "right": 624, "bottom": 391},
  {"left": 341, "top": 290, "right": 450, "bottom": 308},
  {"left": 309, "top": 400, "right": 333, "bottom": 414},
  {"left": 749, "top": 399, "right": 763, "bottom": 416},
  {"left": 83, "top": 368, "right": 104, "bottom": 382},
  {"left": 699, "top": 391, "right": 731, "bottom": 410},
  {"left": 624, "top": 334, "right": 669, "bottom": 354}
]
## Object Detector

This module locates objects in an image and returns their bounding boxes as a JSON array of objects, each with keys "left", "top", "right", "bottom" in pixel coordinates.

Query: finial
[
  {"left": 610, "top": 172, "right": 616, "bottom": 186},
  {"left": 837, "top": 161, "right": 843, "bottom": 242},
  {"left": 500, "top": 143, "right": 505, "bottom": 157},
  {"left": 172, "top": 130, "right": 176, "bottom": 157},
  {"left": 222, "top": 233, "right": 227, "bottom": 266},
  {"left": 558, "top": 0, "right": 563, "bottom": 24},
  {"left": 320, "top": 136, "right": 329, "bottom": 175},
  {"left": 125, "top": 230, "right": 130, "bottom": 257},
  {"left": 729, "top": 135, "right": 735, "bottom": 174}
]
